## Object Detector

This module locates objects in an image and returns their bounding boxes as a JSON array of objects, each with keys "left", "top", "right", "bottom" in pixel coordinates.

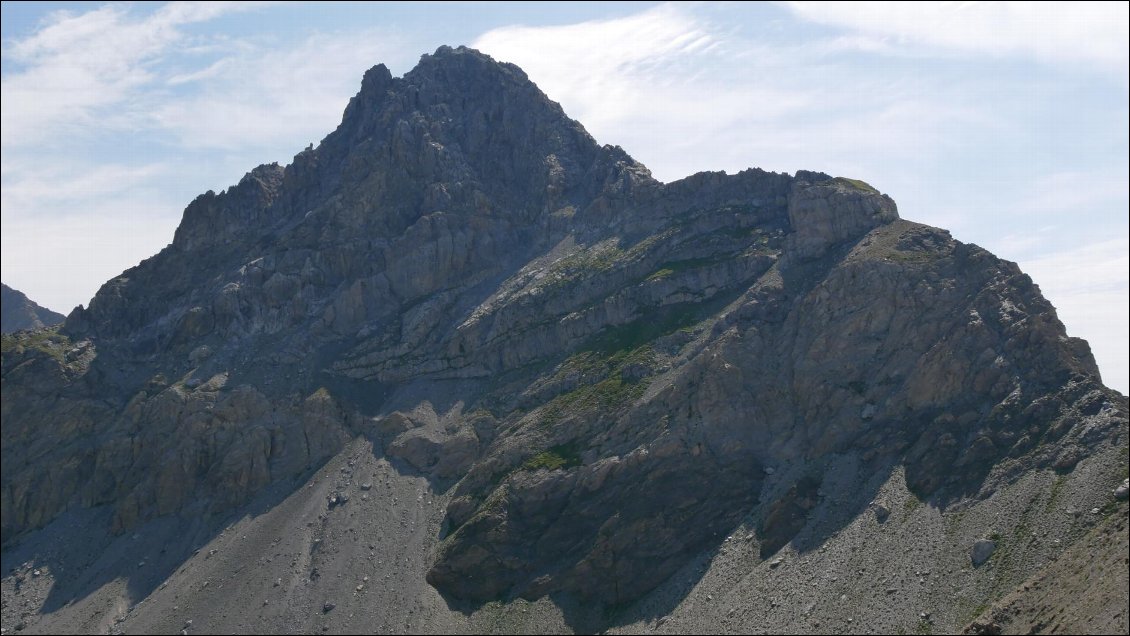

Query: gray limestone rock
[
  {"left": 1114, "top": 478, "right": 1129, "bottom": 500},
  {"left": 971, "top": 539, "right": 997, "bottom": 567}
]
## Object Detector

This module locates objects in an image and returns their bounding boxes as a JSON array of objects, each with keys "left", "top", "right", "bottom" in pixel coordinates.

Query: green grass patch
[
  {"left": 986, "top": 503, "right": 1039, "bottom": 596},
  {"left": 903, "top": 494, "right": 922, "bottom": 519},
  {"left": 659, "top": 256, "right": 719, "bottom": 273},
  {"left": 521, "top": 442, "right": 582, "bottom": 472},
  {"left": 886, "top": 251, "right": 935, "bottom": 264},
  {"left": 0, "top": 326, "right": 71, "bottom": 363},
  {"left": 717, "top": 225, "right": 761, "bottom": 240},
  {"left": 968, "top": 602, "right": 990, "bottom": 623},
  {"left": 944, "top": 510, "right": 965, "bottom": 536},
  {"left": 535, "top": 342, "right": 657, "bottom": 430},
  {"left": 583, "top": 302, "right": 705, "bottom": 357},
  {"left": 832, "top": 177, "right": 879, "bottom": 194},
  {"left": 540, "top": 374, "right": 651, "bottom": 427},
  {"left": 645, "top": 257, "right": 721, "bottom": 283},
  {"left": 1045, "top": 474, "right": 1067, "bottom": 512}
]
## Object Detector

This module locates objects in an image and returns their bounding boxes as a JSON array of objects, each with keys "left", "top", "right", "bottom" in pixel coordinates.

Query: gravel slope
[
  {"left": 3, "top": 437, "right": 1125, "bottom": 635},
  {"left": 964, "top": 498, "right": 1129, "bottom": 635}
]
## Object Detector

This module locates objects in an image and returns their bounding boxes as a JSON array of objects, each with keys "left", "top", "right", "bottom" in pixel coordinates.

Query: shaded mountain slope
[{"left": 1, "top": 284, "right": 64, "bottom": 333}]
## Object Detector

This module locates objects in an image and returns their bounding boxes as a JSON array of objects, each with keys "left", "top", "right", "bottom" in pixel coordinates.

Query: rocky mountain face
[
  {"left": 0, "top": 283, "right": 64, "bottom": 333},
  {"left": 2, "top": 46, "right": 1127, "bottom": 634}
]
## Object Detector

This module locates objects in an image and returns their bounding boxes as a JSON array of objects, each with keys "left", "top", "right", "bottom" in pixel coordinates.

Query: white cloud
[
  {"left": 1, "top": 161, "right": 169, "bottom": 211},
  {"left": 152, "top": 29, "right": 407, "bottom": 152},
  {"left": 946, "top": 166, "right": 1129, "bottom": 269},
  {"left": 471, "top": 3, "right": 992, "bottom": 182},
  {"left": 781, "top": 1, "right": 1129, "bottom": 72},
  {"left": 474, "top": 4, "right": 721, "bottom": 130},
  {"left": 0, "top": 2, "right": 261, "bottom": 148},
  {"left": 473, "top": 4, "right": 817, "bottom": 180},
  {"left": 166, "top": 58, "right": 231, "bottom": 86},
  {"left": 0, "top": 156, "right": 189, "bottom": 313},
  {"left": 2, "top": 0, "right": 407, "bottom": 153}
]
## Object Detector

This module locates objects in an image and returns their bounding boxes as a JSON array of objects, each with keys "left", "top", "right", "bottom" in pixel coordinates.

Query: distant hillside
[{"left": 1, "top": 283, "right": 64, "bottom": 333}]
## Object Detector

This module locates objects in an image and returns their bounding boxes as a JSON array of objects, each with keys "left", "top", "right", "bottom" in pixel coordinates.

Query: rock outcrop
[
  {"left": 1, "top": 46, "right": 1126, "bottom": 626},
  {"left": 1, "top": 283, "right": 64, "bottom": 333}
]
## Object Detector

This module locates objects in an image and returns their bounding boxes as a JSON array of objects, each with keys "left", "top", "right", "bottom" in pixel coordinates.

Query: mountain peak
[
  {"left": 319, "top": 45, "right": 650, "bottom": 230},
  {"left": 414, "top": 44, "right": 527, "bottom": 78},
  {"left": 3, "top": 46, "right": 1124, "bottom": 635}
]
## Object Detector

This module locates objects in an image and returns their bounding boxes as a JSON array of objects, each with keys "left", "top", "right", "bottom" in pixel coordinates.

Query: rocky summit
[{"left": 2, "top": 46, "right": 1126, "bottom": 635}]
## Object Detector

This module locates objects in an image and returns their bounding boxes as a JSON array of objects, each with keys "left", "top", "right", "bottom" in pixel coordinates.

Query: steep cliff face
[{"left": 1, "top": 46, "right": 1126, "bottom": 626}]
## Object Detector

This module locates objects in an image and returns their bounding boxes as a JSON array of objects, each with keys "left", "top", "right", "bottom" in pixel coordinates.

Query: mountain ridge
[
  {"left": 0, "top": 283, "right": 65, "bottom": 334},
  {"left": 1, "top": 45, "right": 1126, "bottom": 634}
]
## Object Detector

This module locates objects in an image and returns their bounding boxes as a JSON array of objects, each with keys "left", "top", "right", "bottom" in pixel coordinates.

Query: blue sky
[{"left": 1, "top": 1, "right": 1127, "bottom": 392}]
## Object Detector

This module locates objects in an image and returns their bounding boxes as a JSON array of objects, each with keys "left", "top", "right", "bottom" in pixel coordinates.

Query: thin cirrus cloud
[
  {"left": 473, "top": 4, "right": 725, "bottom": 135},
  {"left": 471, "top": 4, "right": 996, "bottom": 182},
  {"left": 781, "top": 1, "right": 1129, "bottom": 72},
  {"left": 0, "top": 161, "right": 169, "bottom": 210},
  {"left": 151, "top": 29, "right": 407, "bottom": 151},
  {"left": 0, "top": 2, "right": 263, "bottom": 148},
  {"left": 2, "top": 1, "right": 400, "bottom": 154},
  {"left": 472, "top": 4, "right": 816, "bottom": 181},
  {"left": 166, "top": 58, "right": 231, "bottom": 86},
  {"left": 0, "top": 155, "right": 183, "bottom": 311}
]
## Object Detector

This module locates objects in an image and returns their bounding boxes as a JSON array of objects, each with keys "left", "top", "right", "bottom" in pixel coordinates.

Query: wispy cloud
[
  {"left": 475, "top": 5, "right": 723, "bottom": 126},
  {"left": 0, "top": 2, "right": 261, "bottom": 148},
  {"left": 473, "top": 4, "right": 814, "bottom": 180},
  {"left": 1, "top": 1, "right": 402, "bottom": 155},
  {"left": 781, "top": 1, "right": 1129, "bottom": 73},
  {"left": 0, "top": 161, "right": 169, "bottom": 210},
  {"left": 152, "top": 29, "right": 406, "bottom": 151},
  {"left": 471, "top": 3, "right": 993, "bottom": 181},
  {"left": 166, "top": 58, "right": 231, "bottom": 86}
]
